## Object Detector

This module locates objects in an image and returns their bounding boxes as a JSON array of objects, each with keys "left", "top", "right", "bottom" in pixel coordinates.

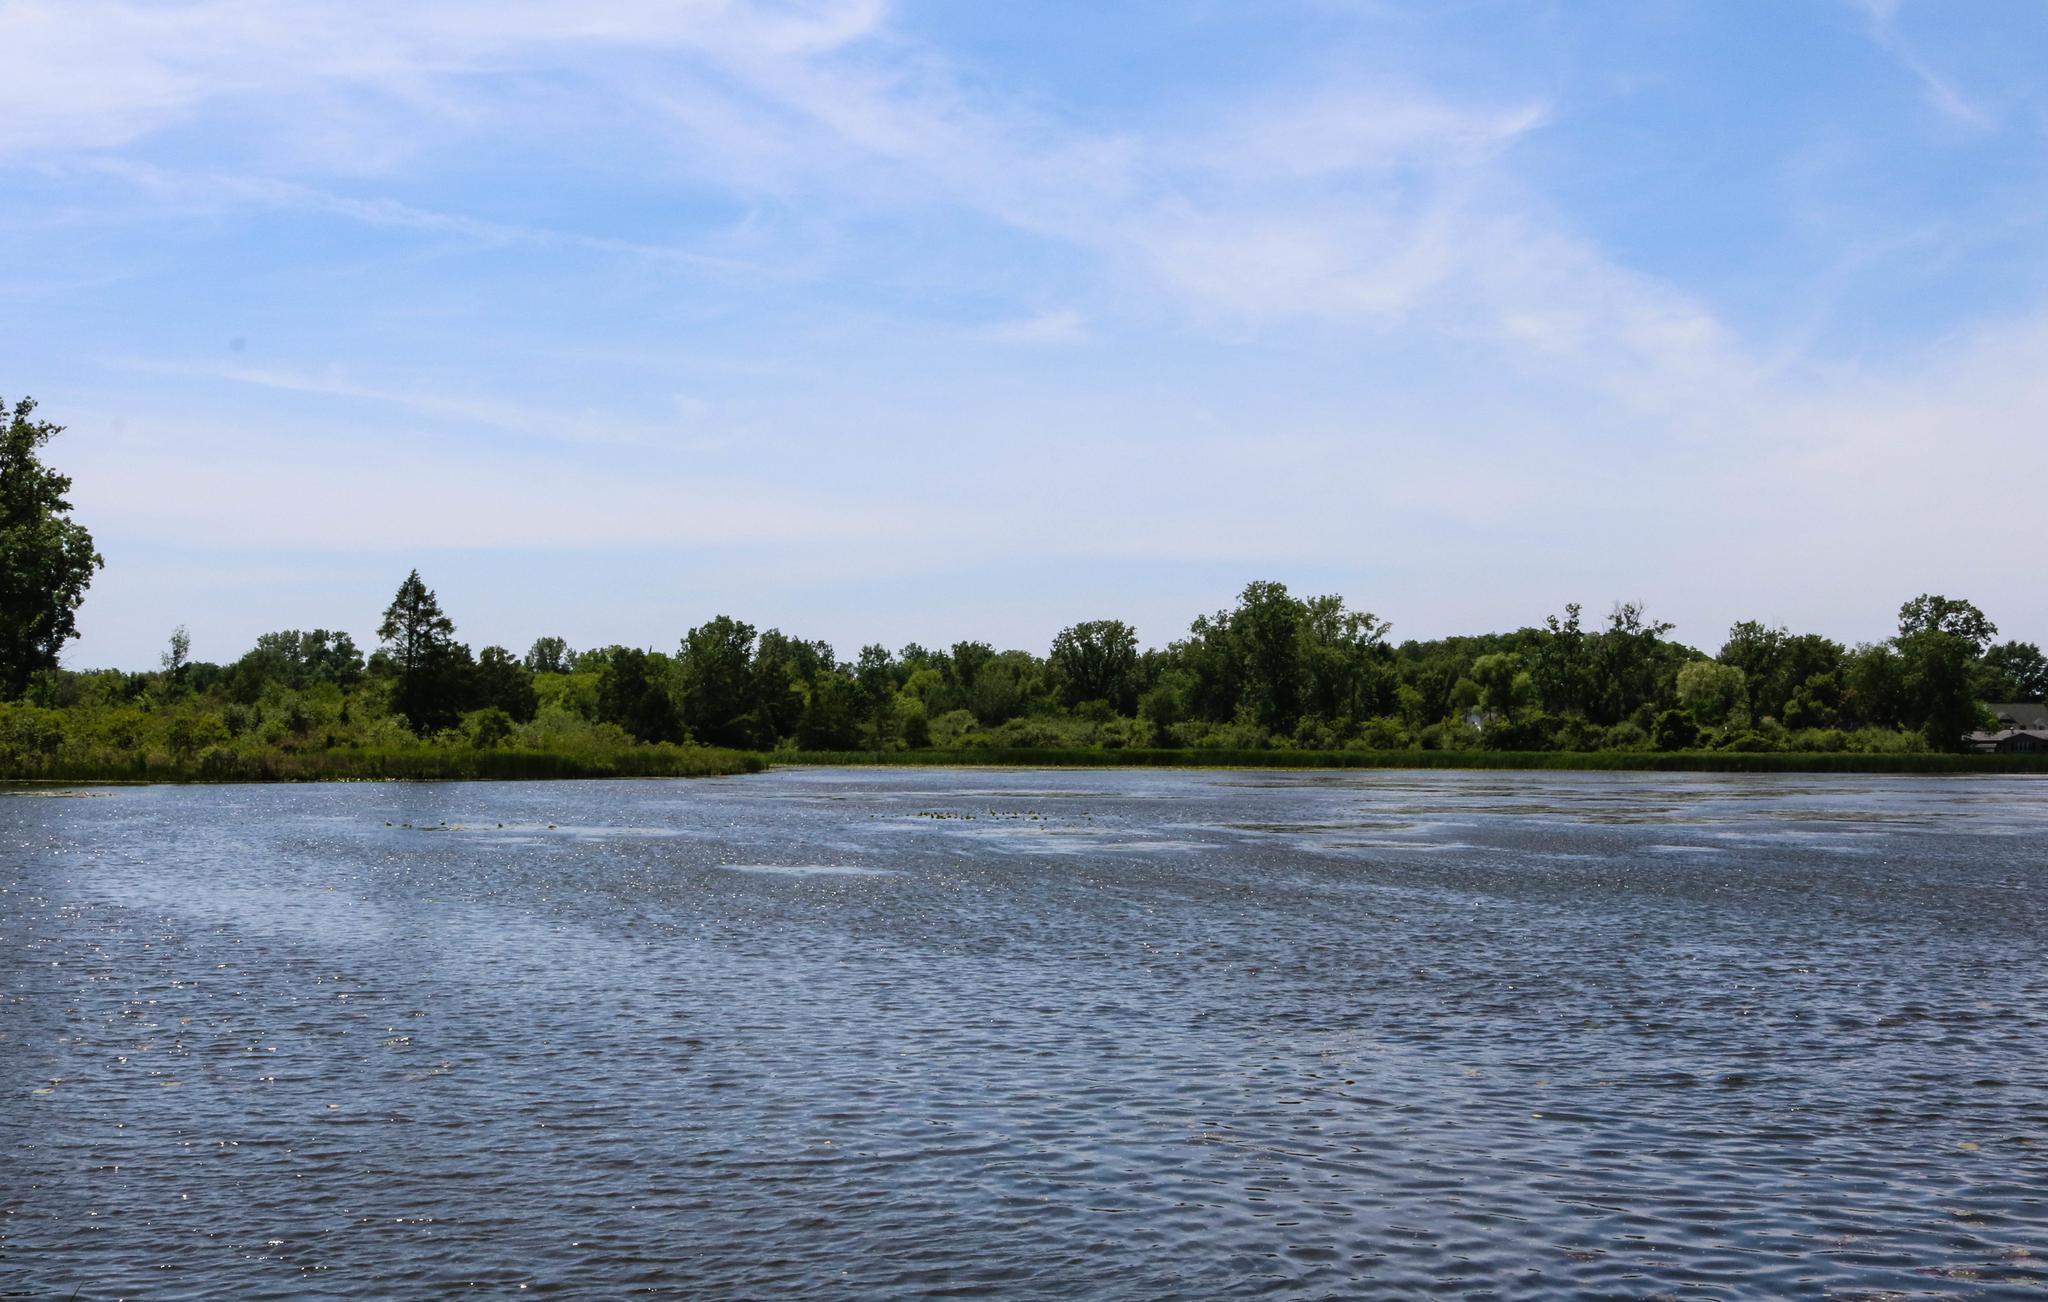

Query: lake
[{"left": 3, "top": 769, "right": 2045, "bottom": 1298}]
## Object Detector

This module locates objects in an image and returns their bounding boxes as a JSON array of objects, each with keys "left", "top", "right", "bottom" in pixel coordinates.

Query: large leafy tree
[
  {"left": 1469, "top": 651, "right": 1530, "bottom": 718},
  {"left": 966, "top": 649, "right": 1043, "bottom": 726},
  {"left": 1298, "top": 595, "right": 1395, "bottom": 724},
  {"left": 753, "top": 630, "right": 833, "bottom": 742},
  {"left": 1531, "top": 603, "right": 1597, "bottom": 717},
  {"left": 1233, "top": 580, "right": 1307, "bottom": 732},
  {"left": 473, "top": 646, "right": 539, "bottom": 722},
  {"left": 1978, "top": 640, "right": 2047, "bottom": 704},
  {"left": 595, "top": 647, "right": 684, "bottom": 743},
  {"left": 234, "top": 629, "right": 365, "bottom": 695},
  {"left": 1676, "top": 659, "right": 1749, "bottom": 729},
  {"left": 1050, "top": 619, "right": 1140, "bottom": 713},
  {"left": 0, "top": 396, "right": 103, "bottom": 698},
  {"left": 947, "top": 641, "right": 994, "bottom": 699},
  {"left": 1716, "top": 621, "right": 1847, "bottom": 723},
  {"left": 1897, "top": 594, "right": 1996, "bottom": 655},
  {"left": 797, "top": 670, "right": 864, "bottom": 749},
  {"left": 1840, "top": 642, "right": 1904, "bottom": 729},
  {"left": 1591, "top": 601, "right": 1677, "bottom": 726},
  {"left": 678, "top": 615, "right": 759, "bottom": 748},
  {"left": 854, "top": 644, "right": 900, "bottom": 745},
  {"left": 377, "top": 570, "right": 464, "bottom": 734},
  {"left": 1892, "top": 595, "right": 1994, "bottom": 749},
  {"left": 523, "top": 635, "right": 575, "bottom": 675}
]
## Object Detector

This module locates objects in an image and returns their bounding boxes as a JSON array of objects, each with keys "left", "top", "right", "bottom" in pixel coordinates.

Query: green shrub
[
  {"left": 468, "top": 707, "right": 517, "bottom": 749},
  {"left": 927, "top": 709, "right": 985, "bottom": 749},
  {"left": 1348, "top": 717, "right": 1410, "bottom": 750},
  {"left": 1652, "top": 709, "right": 1699, "bottom": 750}
]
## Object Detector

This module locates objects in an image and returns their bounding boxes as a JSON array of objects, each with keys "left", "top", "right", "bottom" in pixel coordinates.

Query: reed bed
[
  {"left": 10, "top": 745, "right": 2039, "bottom": 784},
  {"left": 0, "top": 744, "right": 763, "bottom": 784},
  {"left": 771, "top": 748, "right": 2048, "bottom": 774}
]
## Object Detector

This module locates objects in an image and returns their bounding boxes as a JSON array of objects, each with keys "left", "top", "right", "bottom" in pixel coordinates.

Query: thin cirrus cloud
[
  {"left": 975, "top": 311, "right": 1088, "bottom": 345},
  {"left": 1854, "top": 0, "right": 1991, "bottom": 129},
  {"left": 104, "top": 355, "right": 732, "bottom": 451},
  {"left": 0, "top": 0, "right": 891, "bottom": 152},
  {"left": 6, "top": 0, "right": 1698, "bottom": 368}
]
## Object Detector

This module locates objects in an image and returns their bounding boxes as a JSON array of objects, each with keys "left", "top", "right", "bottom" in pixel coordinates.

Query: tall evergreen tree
[{"left": 377, "top": 570, "right": 461, "bottom": 734}]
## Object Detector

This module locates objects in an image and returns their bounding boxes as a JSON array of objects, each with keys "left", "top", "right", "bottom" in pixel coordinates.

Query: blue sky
[{"left": 5, "top": 0, "right": 2046, "bottom": 669}]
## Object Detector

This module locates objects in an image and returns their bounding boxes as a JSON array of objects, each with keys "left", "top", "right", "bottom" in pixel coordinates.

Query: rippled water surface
[{"left": 4, "top": 769, "right": 2046, "bottom": 1298}]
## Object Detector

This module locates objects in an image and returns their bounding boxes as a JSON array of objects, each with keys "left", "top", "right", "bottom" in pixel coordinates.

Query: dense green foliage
[
  {"left": 518, "top": 583, "right": 2018, "bottom": 759},
  {"left": 3, "top": 568, "right": 2037, "bottom": 782},
  {"left": 0, "top": 570, "right": 764, "bottom": 781},
  {"left": 0, "top": 396, "right": 102, "bottom": 698}
]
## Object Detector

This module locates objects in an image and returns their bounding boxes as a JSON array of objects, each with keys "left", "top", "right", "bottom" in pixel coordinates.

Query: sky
[{"left": 4, "top": 0, "right": 2046, "bottom": 670}]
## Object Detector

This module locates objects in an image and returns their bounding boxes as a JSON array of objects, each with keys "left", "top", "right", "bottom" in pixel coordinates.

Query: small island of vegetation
[{"left": 3, "top": 393, "right": 2043, "bottom": 781}]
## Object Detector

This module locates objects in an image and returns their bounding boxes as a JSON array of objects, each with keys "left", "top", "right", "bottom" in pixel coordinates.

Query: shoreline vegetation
[
  {"left": 4, "top": 748, "right": 2044, "bottom": 786},
  {"left": 768, "top": 748, "right": 2048, "bottom": 775},
  {"left": 0, "top": 744, "right": 767, "bottom": 785},
  {"left": 4, "top": 569, "right": 2045, "bottom": 787}
]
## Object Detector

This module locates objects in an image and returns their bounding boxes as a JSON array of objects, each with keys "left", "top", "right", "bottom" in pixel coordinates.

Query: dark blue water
[{"left": 3, "top": 769, "right": 2045, "bottom": 1298}]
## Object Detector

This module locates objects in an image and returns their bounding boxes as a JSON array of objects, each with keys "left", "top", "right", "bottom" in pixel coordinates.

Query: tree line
[
  {"left": 2, "top": 393, "right": 2042, "bottom": 770},
  {"left": 8, "top": 567, "right": 2040, "bottom": 773}
]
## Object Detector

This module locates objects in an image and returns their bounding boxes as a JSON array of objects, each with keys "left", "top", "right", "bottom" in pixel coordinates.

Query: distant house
[
  {"left": 1964, "top": 703, "right": 2048, "bottom": 752},
  {"left": 1987, "top": 702, "right": 2048, "bottom": 731},
  {"left": 1964, "top": 728, "right": 2048, "bottom": 754}
]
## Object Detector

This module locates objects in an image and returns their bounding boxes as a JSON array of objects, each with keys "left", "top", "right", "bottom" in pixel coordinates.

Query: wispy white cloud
[
  {"left": 0, "top": 0, "right": 891, "bottom": 155},
  {"left": 1854, "top": 0, "right": 1992, "bottom": 128},
  {"left": 105, "top": 356, "right": 737, "bottom": 451},
  {"left": 975, "top": 310, "right": 1087, "bottom": 344},
  {"left": 71, "top": 158, "right": 767, "bottom": 274},
  {"left": 2, "top": 0, "right": 1731, "bottom": 417}
]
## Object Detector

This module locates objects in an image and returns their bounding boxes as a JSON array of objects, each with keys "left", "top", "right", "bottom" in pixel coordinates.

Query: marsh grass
[
  {"left": 0, "top": 744, "right": 763, "bottom": 784},
  {"left": 771, "top": 748, "right": 2048, "bottom": 774},
  {"left": 10, "top": 745, "right": 2038, "bottom": 784}
]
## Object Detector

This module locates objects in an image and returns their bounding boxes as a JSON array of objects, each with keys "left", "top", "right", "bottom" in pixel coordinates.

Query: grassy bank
[
  {"left": 770, "top": 747, "right": 2048, "bottom": 774},
  {"left": 0, "top": 743, "right": 764, "bottom": 784}
]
